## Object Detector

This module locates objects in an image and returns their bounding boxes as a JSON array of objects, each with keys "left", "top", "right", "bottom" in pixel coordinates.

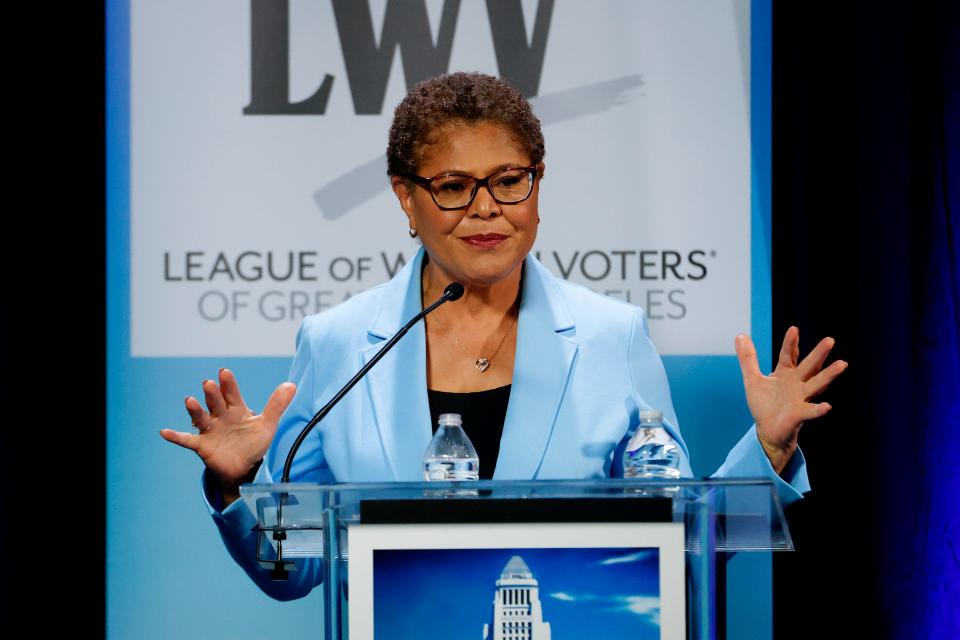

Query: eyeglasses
[{"left": 400, "top": 166, "right": 539, "bottom": 211}]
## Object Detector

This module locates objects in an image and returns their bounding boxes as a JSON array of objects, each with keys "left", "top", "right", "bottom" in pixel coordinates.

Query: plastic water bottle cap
[
  {"left": 438, "top": 413, "right": 463, "bottom": 427},
  {"left": 639, "top": 410, "right": 663, "bottom": 422}
]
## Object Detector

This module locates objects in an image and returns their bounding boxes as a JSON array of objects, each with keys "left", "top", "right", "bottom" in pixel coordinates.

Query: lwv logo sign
[{"left": 244, "top": 0, "right": 555, "bottom": 115}]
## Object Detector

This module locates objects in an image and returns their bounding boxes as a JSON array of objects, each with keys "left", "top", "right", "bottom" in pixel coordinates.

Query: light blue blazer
[{"left": 204, "top": 248, "right": 809, "bottom": 600}]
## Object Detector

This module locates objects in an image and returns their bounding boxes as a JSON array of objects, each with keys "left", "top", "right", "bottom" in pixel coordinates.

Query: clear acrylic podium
[{"left": 241, "top": 479, "right": 792, "bottom": 640}]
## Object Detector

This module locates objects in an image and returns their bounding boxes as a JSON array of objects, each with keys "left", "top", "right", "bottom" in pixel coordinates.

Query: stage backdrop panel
[{"left": 107, "top": 1, "right": 773, "bottom": 638}]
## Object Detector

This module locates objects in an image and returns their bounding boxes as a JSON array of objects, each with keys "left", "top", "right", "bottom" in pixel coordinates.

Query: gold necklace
[
  {"left": 421, "top": 262, "right": 522, "bottom": 372},
  {"left": 431, "top": 299, "right": 520, "bottom": 373},
  {"left": 473, "top": 313, "right": 518, "bottom": 372}
]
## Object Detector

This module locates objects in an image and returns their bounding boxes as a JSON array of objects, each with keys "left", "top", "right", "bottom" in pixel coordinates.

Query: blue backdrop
[{"left": 106, "top": 1, "right": 775, "bottom": 638}]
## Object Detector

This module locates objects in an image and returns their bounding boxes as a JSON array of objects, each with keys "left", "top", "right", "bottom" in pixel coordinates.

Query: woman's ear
[
  {"left": 536, "top": 162, "right": 546, "bottom": 180},
  {"left": 390, "top": 176, "right": 417, "bottom": 230}
]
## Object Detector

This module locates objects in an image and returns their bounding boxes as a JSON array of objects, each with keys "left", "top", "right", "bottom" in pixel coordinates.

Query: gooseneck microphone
[
  {"left": 280, "top": 282, "right": 464, "bottom": 483},
  {"left": 268, "top": 282, "right": 463, "bottom": 579}
]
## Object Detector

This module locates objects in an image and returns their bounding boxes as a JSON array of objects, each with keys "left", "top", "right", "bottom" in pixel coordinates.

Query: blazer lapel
[
  {"left": 361, "top": 248, "right": 432, "bottom": 480},
  {"left": 358, "top": 250, "right": 578, "bottom": 481},
  {"left": 494, "top": 256, "right": 578, "bottom": 479}
]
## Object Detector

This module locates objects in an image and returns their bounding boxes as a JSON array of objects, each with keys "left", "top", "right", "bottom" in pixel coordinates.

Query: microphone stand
[{"left": 266, "top": 282, "right": 465, "bottom": 579}]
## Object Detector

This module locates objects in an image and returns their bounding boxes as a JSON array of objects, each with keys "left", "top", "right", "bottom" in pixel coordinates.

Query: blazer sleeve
[
  {"left": 714, "top": 426, "right": 810, "bottom": 505},
  {"left": 627, "top": 307, "right": 810, "bottom": 506},
  {"left": 198, "top": 317, "right": 328, "bottom": 601}
]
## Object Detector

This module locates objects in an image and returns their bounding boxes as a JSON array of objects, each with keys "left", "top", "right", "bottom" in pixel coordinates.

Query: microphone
[
  {"left": 266, "top": 282, "right": 464, "bottom": 579},
  {"left": 443, "top": 281, "right": 465, "bottom": 301},
  {"left": 280, "top": 282, "right": 464, "bottom": 482}
]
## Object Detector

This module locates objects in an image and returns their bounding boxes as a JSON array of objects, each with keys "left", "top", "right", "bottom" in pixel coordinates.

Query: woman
[{"left": 160, "top": 72, "right": 846, "bottom": 600}]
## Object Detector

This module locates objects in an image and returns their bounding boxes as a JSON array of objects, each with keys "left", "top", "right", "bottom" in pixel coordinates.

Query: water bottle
[
  {"left": 422, "top": 413, "right": 480, "bottom": 481},
  {"left": 623, "top": 410, "right": 681, "bottom": 479}
]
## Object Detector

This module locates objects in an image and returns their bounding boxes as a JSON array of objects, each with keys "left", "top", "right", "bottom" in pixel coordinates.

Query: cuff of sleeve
[
  {"left": 715, "top": 425, "right": 811, "bottom": 506},
  {"left": 201, "top": 468, "right": 224, "bottom": 514},
  {"left": 200, "top": 462, "right": 272, "bottom": 517}
]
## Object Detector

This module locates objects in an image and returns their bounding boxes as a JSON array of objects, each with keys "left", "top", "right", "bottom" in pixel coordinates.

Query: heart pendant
[{"left": 475, "top": 358, "right": 491, "bottom": 372}]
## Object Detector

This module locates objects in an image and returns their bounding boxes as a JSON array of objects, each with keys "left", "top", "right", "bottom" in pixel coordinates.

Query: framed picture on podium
[{"left": 348, "top": 521, "right": 686, "bottom": 640}]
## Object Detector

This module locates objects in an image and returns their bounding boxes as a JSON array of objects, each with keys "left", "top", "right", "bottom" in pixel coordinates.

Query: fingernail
[{"left": 219, "top": 368, "right": 225, "bottom": 373}]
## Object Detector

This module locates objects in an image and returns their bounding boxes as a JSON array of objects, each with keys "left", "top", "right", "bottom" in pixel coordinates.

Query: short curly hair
[{"left": 386, "top": 72, "right": 545, "bottom": 177}]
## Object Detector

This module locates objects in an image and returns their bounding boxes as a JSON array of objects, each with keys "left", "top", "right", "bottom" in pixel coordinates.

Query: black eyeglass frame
[{"left": 399, "top": 166, "right": 541, "bottom": 211}]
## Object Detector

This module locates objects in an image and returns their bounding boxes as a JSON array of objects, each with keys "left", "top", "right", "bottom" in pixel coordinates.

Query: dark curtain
[
  {"left": 772, "top": 1, "right": 959, "bottom": 638},
  {"left": 1, "top": 3, "right": 106, "bottom": 632}
]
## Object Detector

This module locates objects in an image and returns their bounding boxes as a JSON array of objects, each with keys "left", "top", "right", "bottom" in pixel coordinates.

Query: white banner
[{"left": 131, "top": 0, "right": 752, "bottom": 357}]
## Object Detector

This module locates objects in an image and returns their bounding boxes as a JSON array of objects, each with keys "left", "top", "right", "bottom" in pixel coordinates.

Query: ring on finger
[{"left": 192, "top": 423, "right": 211, "bottom": 432}]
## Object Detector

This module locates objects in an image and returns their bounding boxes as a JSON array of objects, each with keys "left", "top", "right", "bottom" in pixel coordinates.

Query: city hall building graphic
[{"left": 482, "top": 556, "right": 552, "bottom": 640}]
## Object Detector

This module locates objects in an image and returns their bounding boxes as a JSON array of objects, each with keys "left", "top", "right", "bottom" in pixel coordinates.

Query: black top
[{"left": 427, "top": 385, "right": 511, "bottom": 480}]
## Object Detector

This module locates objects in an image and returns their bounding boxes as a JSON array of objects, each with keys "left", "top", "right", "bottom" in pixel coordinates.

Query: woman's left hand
[{"left": 735, "top": 327, "right": 848, "bottom": 474}]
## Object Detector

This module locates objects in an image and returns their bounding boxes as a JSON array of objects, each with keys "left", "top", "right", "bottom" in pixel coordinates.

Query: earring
[{"left": 408, "top": 228, "right": 418, "bottom": 238}]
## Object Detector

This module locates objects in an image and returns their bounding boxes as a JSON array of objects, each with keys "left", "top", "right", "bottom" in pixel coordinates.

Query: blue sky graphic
[{"left": 373, "top": 547, "right": 660, "bottom": 640}]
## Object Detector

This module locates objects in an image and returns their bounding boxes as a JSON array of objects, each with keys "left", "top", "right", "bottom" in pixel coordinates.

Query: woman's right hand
[{"left": 160, "top": 368, "right": 297, "bottom": 506}]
